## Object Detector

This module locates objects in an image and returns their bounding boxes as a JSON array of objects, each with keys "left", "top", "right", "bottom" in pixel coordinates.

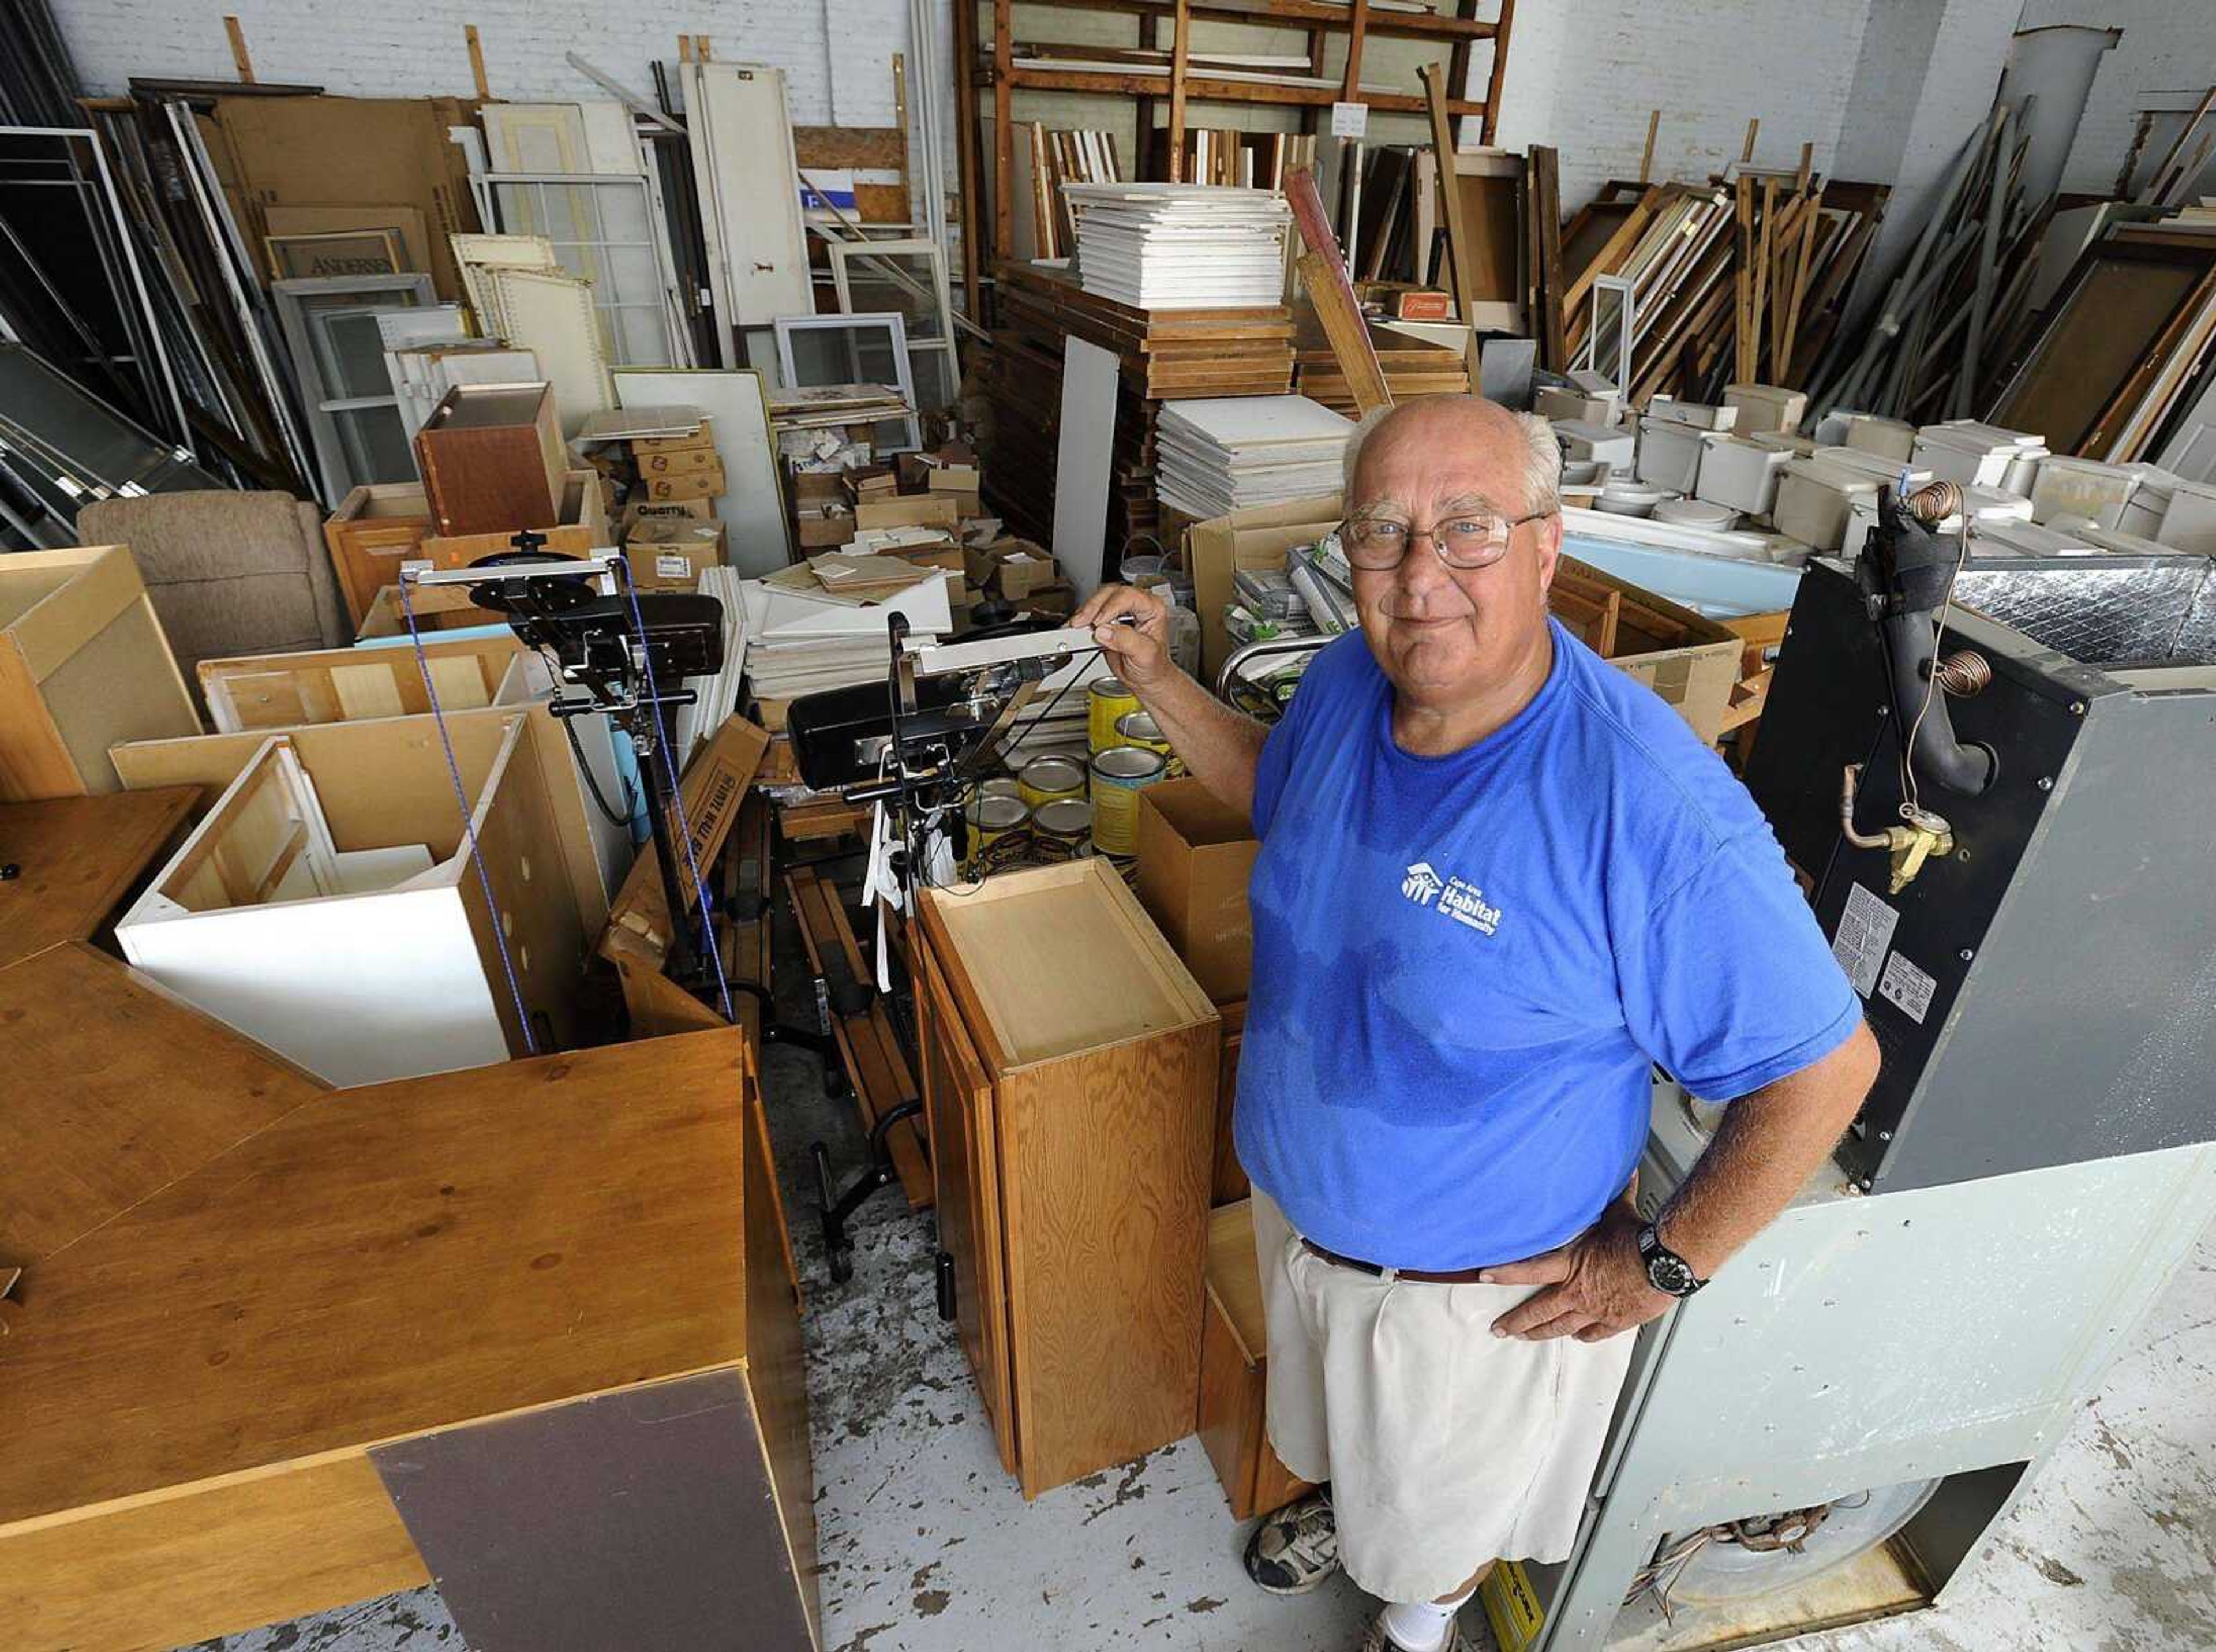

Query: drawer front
[{"left": 916, "top": 941, "right": 1017, "bottom": 1474}]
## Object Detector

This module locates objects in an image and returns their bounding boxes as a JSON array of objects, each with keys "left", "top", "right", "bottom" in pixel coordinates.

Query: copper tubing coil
[
  {"left": 1934, "top": 649, "right": 1993, "bottom": 696},
  {"left": 1907, "top": 480, "right": 1963, "bottom": 523}
]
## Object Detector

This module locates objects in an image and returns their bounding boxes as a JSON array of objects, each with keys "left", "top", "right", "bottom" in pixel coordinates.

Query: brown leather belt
[{"left": 1301, "top": 1237, "right": 1490, "bottom": 1284}]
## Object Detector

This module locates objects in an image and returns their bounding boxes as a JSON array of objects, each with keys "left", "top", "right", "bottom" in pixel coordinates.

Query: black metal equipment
[
  {"left": 1746, "top": 521, "right": 2216, "bottom": 1196},
  {"left": 466, "top": 545, "right": 725, "bottom": 984}
]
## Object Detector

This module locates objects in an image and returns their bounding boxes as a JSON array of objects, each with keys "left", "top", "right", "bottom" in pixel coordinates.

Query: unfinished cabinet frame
[
  {"left": 916, "top": 857, "right": 1218, "bottom": 1499},
  {"left": 0, "top": 544, "right": 199, "bottom": 800},
  {"left": 114, "top": 712, "right": 584, "bottom": 1087}
]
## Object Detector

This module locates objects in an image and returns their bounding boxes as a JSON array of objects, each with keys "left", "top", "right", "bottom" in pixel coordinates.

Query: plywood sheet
[
  {"left": 1051, "top": 336, "right": 1121, "bottom": 602},
  {"left": 0, "top": 787, "right": 198, "bottom": 969}
]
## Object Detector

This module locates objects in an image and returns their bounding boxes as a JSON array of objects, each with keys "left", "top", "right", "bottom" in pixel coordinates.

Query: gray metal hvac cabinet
[
  {"left": 1514, "top": 1085, "right": 2216, "bottom": 1651},
  {"left": 1744, "top": 552, "right": 2216, "bottom": 1194}
]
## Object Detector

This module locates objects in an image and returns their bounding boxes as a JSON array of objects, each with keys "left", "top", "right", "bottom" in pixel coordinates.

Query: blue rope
[
  {"left": 616, "top": 555, "right": 735, "bottom": 1023},
  {"left": 398, "top": 573, "right": 538, "bottom": 1054}
]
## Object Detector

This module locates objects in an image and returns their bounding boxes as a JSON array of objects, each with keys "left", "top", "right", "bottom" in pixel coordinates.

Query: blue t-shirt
[{"left": 1235, "top": 620, "right": 1860, "bottom": 1272}]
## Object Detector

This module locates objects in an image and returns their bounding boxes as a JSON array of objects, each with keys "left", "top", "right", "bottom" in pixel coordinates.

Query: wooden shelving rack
[{"left": 952, "top": 0, "right": 1518, "bottom": 306}]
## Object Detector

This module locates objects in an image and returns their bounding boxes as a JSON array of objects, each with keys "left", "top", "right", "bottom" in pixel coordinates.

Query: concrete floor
[{"left": 184, "top": 891, "right": 2216, "bottom": 1652}]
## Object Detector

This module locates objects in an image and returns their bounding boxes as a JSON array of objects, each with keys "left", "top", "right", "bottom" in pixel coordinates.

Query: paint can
[
  {"left": 1031, "top": 797, "right": 1094, "bottom": 861},
  {"left": 1017, "top": 754, "right": 1086, "bottom": 810},
  {"left": 977, "top": 776, "right": 1023, "bottom": 805},
  {"left": 1088, "top": 675, "right": 1141, "bottom": 752},
  {"left": 965, "top": 793, "right": 1031, "bottom": 875},
  {"left": 1089, "top": 745, "right": 1166, "bottom": 856},
  {"left": 1113, "top": 710, "right": 1182, "bottom": 776}
]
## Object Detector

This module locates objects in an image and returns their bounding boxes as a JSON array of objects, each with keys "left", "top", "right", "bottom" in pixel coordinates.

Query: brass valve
[{"left": 1840, "top": 765, "right": 1955, "bottom": 893}]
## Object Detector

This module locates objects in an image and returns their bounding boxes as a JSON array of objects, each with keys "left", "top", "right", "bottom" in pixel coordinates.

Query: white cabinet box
[{"left": 114, "top": 711, "right": 584, "bottom": 1086}]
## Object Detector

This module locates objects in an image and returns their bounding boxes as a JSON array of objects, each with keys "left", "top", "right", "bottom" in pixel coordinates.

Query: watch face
[{"left": 1647, "top": 1250, "right": 1699, "bottom": 1297}]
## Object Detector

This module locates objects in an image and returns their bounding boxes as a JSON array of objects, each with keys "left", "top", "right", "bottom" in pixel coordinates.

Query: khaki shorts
[{"left": 1252, "top": 1187, "right": 1639, "bottom": 1603}]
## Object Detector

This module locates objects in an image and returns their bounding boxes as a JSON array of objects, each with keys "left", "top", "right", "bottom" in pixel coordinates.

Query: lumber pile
[
  {"left": 1805, "top": 102, "right": 2045, "bottom": 430},
  {"left": 980, "top": 259, "right": 1295, "bottom": 548},
  {"left": 1561, "top": 173, "right": 1888, "bottom": 407},
  {"left": 1293, "top": 310, "right": 1468, "bottom": 414}
]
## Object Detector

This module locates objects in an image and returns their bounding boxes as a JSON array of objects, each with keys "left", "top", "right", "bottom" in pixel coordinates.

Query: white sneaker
[
  {"left": 1358, "top": 1609, "right": 1476, "bottom": 1652},
  {"left": 1243, "top": 1489, "right": 1338, "bottom": 1595}
]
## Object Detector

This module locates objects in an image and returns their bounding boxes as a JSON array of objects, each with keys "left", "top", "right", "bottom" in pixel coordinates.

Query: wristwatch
[{"left": 1637, "top": 1223, "right": 1706, "bottom": 1298}]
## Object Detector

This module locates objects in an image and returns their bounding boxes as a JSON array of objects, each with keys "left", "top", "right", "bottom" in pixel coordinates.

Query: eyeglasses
[{"left": 1341, "top": 507, "right": 1554, "bottom": 571}]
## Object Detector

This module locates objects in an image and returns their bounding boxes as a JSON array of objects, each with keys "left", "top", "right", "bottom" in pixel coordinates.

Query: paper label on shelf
[
  {"left": 1330, "top": 102, "right": 1369, "bottom": 139},
  {"left": 656, "top": 553, "right": 694, "bottom": 579},
  {"left": 1877, "top": 949, "right": 1938, "bottom": 1024},
  {"left": 1832, "top": 881, "right": 1899, "bottom": 998}
]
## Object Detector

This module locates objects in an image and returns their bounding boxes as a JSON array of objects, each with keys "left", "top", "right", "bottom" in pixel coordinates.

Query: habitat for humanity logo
[
  {"left": 1401, "top": 861, "right": 1502, "bottom": 936},
  {"left": 1401, "top": 861, "right": 1445, "bottom": 905}
]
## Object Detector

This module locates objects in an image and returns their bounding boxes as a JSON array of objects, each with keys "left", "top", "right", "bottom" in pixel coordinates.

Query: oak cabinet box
[{"left": 916, "top": 858, "right": 1219, "bottom": 1499}]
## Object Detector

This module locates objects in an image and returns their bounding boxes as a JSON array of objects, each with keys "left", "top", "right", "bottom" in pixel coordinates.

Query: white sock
[{"left": 1382, "top": 1588, "right": 1474, "bottom": 1652}]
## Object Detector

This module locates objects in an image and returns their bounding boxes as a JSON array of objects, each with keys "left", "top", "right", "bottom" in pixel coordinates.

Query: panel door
[{"left": 916, "top": 942, "right": 1017, "bottom": 1473}]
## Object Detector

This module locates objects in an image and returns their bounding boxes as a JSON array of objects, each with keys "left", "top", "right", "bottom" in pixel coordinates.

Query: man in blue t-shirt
[{"left": 1073, "top": 396, "right": 1876, "bottom": 1652}]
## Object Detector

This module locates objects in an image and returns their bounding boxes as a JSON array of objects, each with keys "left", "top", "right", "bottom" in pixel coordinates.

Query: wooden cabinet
[
  {"left": 414, "top": 381, "right": 567, "bottom": 538},
  {"left": 1199, "top": 1199, "right": 1314, "bottom": 1522},
  {"left": 1213, "top": 999, "right": 1250, "bottom": 1205},
  {"left": 916, "top": 859, "right": 1219, "bottom": 1499},
  {"left": 323, "top": 483, "right": 435, "bottom": 631}
]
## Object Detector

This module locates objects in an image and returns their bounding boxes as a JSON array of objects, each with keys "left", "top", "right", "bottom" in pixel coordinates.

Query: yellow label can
[
  {"left": 1088, "top": 675, "right": 1141, "bottom": 752},
  {"left": 1089, "top": 744, "right": 1166, "bottom": 856},
  {"left": 1017, "top": 754, "right": 1086, "bottom": 810}
]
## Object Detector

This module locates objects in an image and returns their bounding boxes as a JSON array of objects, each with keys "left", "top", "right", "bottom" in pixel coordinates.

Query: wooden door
[{"left": 916, "top": 943, "right": 1017, "bottom": 1473}]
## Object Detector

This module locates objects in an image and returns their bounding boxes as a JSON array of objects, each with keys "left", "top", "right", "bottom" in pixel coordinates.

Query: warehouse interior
[{"left": 3, "top": 0, "right": 2215, "bottom": 1649}]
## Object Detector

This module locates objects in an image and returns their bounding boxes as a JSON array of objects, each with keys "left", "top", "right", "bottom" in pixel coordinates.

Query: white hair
[{"left": 1341, "top": 398, "right": 1562, "bottom": 517}]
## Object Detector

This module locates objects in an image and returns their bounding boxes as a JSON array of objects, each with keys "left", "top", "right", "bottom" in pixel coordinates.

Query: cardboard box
[
  {"left": 632, "top": 418, "right": 713, "bottom": 458},
  {"left": 627, "top": 497, "right": 716, "bottom": 526},
  {"left": 994, "top": 547, "right": 1056, "bottom": 598},
  {"left": 1392, "top": 287, "right": 1454, "bottom": 321},
  {"left": 1551, "top": 556, "right": 1742, "bottom": 745},
  {"left": 626, "top": 519, "right": 727, "bottom": 590},
  {"left": 1135, "top": 780, "right": 1259, "bottom": 1006},
  {"left": 1016, "top": 582, "right": 1075, "bottom": 618},
  {"left": 884, "top": 541, "right": 965, "bottom": 577},
  {"left": 844, "top": 466, "right": 897, "bottom": 502},
  {"left": 602, "top": 716, "right": 772, "bottom": 964},
  {"left": 795, "top": 505, "right": 855, "bottom": 549},
  {"left": 790, "top": 470, "right": 848, "bottom": 507},
  {"left": 856, "top": 493, "right": 960, "bottom": 533},
  {"left": 635, "top": 444, "right": 722, "bottom": 478},
  {"left": 643, "top": 465, "right": 725, "bottom": 503},
  {"left": 1187, "top": 495, "right": 1345, "bottom": 678}
]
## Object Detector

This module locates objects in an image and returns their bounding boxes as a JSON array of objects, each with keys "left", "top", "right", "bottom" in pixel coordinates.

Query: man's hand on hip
[
  {"left": 1479, "top": 1197, "right": 1675, "bottom": 1343},
  {"left": 1072, "top": 582, "right": 1174, "bottom": 688}
]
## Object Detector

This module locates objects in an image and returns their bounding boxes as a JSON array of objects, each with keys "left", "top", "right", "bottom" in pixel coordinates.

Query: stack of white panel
[
  {"left": 738, "top": 572, "right": 953, "bottom": 702},
  {"left": 1061, "top": 183, "right": 1292, "bottom": 309},
  {"left": 1154, "top": 395, "right": 1352, "bottom": 520}
]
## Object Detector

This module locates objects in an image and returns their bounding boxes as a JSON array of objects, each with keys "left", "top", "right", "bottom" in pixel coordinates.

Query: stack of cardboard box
[{"left": 614, "top": 419, "right": 725, "bottom": 591}]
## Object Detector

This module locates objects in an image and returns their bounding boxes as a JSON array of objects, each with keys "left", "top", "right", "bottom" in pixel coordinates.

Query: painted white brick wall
[
  {"left": 48, "top": 0, "right": 862, "bottom": 121},
  {"left": 1492, "top": 0, "right": 1876, "bottom": 207},
  {"left": 2016, "top": 1, "right": 2216, "bottom": 197}
]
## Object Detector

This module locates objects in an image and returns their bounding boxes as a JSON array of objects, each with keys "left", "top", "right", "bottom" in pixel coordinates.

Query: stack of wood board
[
  {"left": 983, "top": 260, "right": 1296, "bottom": 550},
  {"left": 1294, "top": 314, "right": 1469, "bottom": 414},
  {"left": 1155, "top": 396, "right": 1354, "bottom": 520},
  {"left": 1063, "top": 184, "right": 1292, "bottom": 310}
]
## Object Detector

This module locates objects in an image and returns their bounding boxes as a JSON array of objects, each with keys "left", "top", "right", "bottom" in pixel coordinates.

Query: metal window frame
[
  {"left": 474, "top": 170, "right": 688, "bottom": 369},
  {"left": 827, "top": 236, "right": 961, "bottom": 413},
  {"left": 772, "top": 311, "right": 923, "bottom": 454},
  {"left": 271, "top": 273, "right": 432, "bottom": 505},
  {"left": 0, "top": 125, "right": 191, "bottom": 451}
]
